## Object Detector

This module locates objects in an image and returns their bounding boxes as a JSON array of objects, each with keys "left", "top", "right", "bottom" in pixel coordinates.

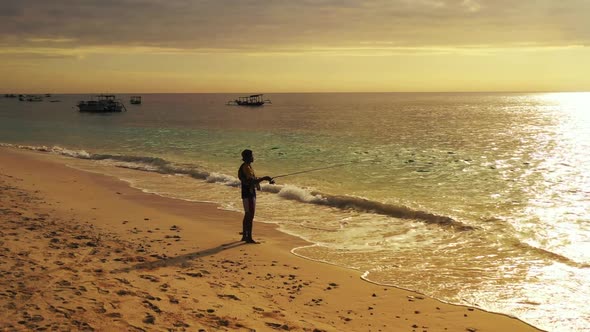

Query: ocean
[{"left": 1, "top": 92, "right": 588, "bottom": 331}]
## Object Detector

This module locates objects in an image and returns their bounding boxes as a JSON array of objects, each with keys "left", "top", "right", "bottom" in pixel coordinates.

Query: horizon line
[{"left": 4, "top": 90, "right": 590, "bottom": 95}]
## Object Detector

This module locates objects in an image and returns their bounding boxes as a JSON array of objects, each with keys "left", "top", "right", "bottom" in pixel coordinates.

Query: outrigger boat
[
  {"left": 77, "top": 94, "right": 127, "bottom": 112},
  {"left": 18, "top": 94, "right": 43, "bottom": 102},
  {"left": 226, "top": 94, "right": 271, "bottom": 106},
  {"left": 26, "top": 95, "right": 43, "bottom": 102}
]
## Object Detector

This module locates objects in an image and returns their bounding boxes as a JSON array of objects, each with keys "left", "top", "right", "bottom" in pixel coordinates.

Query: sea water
[{"left": 1, "top": 92, "right": 588, "bottom": 331}]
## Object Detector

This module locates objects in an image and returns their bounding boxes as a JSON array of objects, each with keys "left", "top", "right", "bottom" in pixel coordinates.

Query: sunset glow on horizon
[{"left": 1, "top": 1, "right": 589, "bottom": 94}]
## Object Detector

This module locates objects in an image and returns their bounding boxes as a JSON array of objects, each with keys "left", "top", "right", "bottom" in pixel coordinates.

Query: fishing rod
[{"left": 270, "top": 161, "right": 359, "bottom": 182}]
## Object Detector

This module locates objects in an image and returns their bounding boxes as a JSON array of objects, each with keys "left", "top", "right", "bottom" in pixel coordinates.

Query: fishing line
[{"left": 271, "top": 161, "right": 360, "bottom": 180}]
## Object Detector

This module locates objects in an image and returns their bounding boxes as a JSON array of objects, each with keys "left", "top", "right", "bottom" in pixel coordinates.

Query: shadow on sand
[{"left": 111, "top": 240, "right": 246, "bottom": 273}]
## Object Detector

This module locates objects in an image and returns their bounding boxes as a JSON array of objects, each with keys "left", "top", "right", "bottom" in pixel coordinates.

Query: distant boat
[
  {"left": 130, "top": 96, "right": 142, "bottom": 105},
  {"left": 15, "top": 94, "right": 43, "bottom": 101},
  {"left": 227, "top": 94, "right": 271, "bottom": 107},
  {"left": 26, "top": 95, "right": 43, "bottom": 102},
  {"left": 4, "top": 94, "right": 17, "bottom": 98},
  {"left": 77, "top": 94, "right": 127, "bottom": 112}
]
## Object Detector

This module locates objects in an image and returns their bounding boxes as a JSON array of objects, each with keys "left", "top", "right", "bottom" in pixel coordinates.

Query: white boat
[
  {"left": 77, "top": 94, "right": 127, "bottom": 112},
  {"left": 226, "top": 94, "right": 271, "bottom": 107}
]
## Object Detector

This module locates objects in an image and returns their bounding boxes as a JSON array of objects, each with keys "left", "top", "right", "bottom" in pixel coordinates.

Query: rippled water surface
[{"left": 1, "top": 92, "right": 589, "bottom": 331}]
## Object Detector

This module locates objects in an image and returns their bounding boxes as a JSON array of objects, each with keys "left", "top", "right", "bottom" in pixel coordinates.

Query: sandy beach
[{"left": 0, "top": 147, "right": 543, "bottom": 332}]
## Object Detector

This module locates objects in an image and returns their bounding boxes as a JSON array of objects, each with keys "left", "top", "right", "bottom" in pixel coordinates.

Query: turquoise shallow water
[{"left": 1, "top": 92, "right": 589, "bottom": 331}]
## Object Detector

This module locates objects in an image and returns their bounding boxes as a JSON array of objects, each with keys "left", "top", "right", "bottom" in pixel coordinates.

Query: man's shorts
[{"left": 242, "top": 197, "right": 256, "bottom": 214}]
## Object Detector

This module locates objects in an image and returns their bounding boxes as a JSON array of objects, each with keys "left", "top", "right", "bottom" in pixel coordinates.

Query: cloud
[
  {"left": 0, "top": 0, "right": 588, "bottom": 53},
  {"left": 27, "top": 37, "right": 78, "bottom": 43}
]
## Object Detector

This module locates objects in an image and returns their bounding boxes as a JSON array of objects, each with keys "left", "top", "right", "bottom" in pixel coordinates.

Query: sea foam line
[{"left": 2, "top": 142, "right": 474, "bottom": 231}]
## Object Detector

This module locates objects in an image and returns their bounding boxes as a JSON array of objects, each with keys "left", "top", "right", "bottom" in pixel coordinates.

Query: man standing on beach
[{"left": 238, "top": 149, "right": 273, "bottom": 244}]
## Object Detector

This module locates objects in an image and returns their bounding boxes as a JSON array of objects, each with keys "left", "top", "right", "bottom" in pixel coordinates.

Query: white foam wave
[
  {"left": 112, "top": 161, "right": 161, "bottom": 172},
  {"left": 206, "top": 172, "right": 240, "bottom": 187},
  {"left": 277, "top": 185, "right": 327, "bottom": 204},
  {"left": 52, "top": 146, "right": 92, "bottom": 159},
  {"left": 1, "top": 143, "right": 92, "bottom": 159},
  {"left": 2, "top": 142, "right": 474, "bottom": 231}
]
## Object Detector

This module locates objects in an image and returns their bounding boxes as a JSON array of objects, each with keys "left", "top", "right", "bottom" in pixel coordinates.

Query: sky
[{"left": 1, "top": 0, "right": 589, "bottom": 93}]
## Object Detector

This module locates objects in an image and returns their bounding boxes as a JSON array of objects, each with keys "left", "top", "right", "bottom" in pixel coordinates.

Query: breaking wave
[{"left": 3, "top": 143, "right": 473, "bottom": 231}]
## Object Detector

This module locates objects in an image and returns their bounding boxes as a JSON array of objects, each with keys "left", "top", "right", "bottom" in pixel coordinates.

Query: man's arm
[
  {"left": 256, "top": 176, "right": 272, "bottom": 184},
  {"left": 243, "top": 165, "right": 273, "bottom": 186}
]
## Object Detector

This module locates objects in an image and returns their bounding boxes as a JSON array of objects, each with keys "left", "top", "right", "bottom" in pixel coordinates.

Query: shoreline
[{"left": 0, "top": 146, "right": 543, "bottom": 331}]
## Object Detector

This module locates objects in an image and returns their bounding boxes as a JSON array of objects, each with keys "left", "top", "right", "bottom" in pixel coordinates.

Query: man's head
[{"left": 241, "top": 149, "right": 254, "bottom": 163}]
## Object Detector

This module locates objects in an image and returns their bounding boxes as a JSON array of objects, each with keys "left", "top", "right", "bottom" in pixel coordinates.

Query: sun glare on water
[
  {"left": 521, "top": 92, "right": 590, "bottom": 264},
  {"left": 539, "top": 92, "right": 590, "bottom": 116}
]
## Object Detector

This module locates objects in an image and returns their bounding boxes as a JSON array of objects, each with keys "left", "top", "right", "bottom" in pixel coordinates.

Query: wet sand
[{"left": 0, "top": 147, "right": 543, "bottom": 331}]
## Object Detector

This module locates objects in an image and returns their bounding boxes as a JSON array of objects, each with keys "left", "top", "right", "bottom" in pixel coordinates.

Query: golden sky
[{"left": 1, "top": 0, "right": 589, "bottom": 93}]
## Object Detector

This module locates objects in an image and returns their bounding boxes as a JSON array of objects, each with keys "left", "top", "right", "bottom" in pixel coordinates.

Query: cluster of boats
[
  {"left": 77, "top": 95, "right": 142, "bottom": 112},
  {"left": 6, "top": 92, "right": 270, "bottom": 112},
  {"left": 76, "top": 93, "right": 268, "bottom": 112},
  {"left": 4, "top": 94, "right": 57, "bottom": 102},
  {"left": 5, "top": 93, "right": 141, "bottom": 111}
]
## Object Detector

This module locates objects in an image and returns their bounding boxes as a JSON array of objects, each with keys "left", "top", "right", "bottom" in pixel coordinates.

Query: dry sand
[{"left": 0, "top": 147, "right": 543, "bottom": 332}]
